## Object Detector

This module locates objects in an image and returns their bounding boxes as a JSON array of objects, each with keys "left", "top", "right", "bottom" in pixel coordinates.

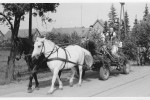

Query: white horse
[{"left": 32, "top": 37, "right": 93, "bottom": 94}]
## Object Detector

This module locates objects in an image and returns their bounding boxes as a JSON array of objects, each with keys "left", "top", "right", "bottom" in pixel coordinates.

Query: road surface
[{"left": 1, "top": 65, "right": 150, "bottom": 97}]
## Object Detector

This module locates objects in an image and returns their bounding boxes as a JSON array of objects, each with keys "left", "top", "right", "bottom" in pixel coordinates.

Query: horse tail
[{"left": 81, "top": 48, "right": 93, "bottom": 69}]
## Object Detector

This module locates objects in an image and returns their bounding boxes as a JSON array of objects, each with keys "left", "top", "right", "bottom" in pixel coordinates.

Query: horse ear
[{"left": 41, "top": 37, "right": 45, "bottom": 42}]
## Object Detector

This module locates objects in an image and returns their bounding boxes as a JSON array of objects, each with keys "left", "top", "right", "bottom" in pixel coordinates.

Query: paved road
[{"left": 1, "top": 66, "right": 150, "bottom": 97}]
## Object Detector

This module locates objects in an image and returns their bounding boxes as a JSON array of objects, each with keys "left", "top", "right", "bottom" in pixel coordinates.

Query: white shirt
[
  {"left": 100, "top": 32, "right": 105, "bottom": 42},
  {"left": 112, "top": 32, "right": 116, "bottom": 38}
]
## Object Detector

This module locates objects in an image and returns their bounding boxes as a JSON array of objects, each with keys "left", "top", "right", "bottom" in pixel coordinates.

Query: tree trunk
[
  {"left": 5, "top": 16, "right": 21, "bottom": 84},
  {"left": 5, "top": 41, "right": 16, "bottom": 83}
]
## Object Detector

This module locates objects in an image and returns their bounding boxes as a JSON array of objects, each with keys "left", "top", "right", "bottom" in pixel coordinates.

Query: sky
[{"left": 0, "top": 1, "right": 150, "bottom": 34}]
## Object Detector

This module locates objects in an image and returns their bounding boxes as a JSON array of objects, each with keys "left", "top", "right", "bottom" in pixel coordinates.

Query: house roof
[
  {"left": 92, "top": 19, "right": 104, "bottom": 28},
  {"left": 51, "top": 27, "right": 89, "bottom": 37},
  {"left": 50, "top": 19, "right": 104, "bottom": 38},
  {"left": 5, "top": 28, "right": 41, "bottom": 39}
]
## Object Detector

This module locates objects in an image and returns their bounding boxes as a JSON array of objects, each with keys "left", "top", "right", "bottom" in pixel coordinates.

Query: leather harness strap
[
  {"left": 61, "top": 48, "right": 68, "bottom": 69},
  {"left": 47, "top": 57, "right": 81, "bottom": 66}
]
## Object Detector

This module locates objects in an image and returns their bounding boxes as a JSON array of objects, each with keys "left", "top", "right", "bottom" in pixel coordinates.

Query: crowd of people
[{"left": 85, "top": 25, "right": 122, "bottom": 60}]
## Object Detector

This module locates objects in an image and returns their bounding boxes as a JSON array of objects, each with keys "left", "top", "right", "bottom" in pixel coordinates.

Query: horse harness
[{"left": 40, "top": 42, "right": 83, "bottom": 70}]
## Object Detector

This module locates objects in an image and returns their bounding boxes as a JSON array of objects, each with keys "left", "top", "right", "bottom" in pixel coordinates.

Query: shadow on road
[
  {"left": 32, "top": 77, "right": 80, "bottom": 89},
  {"left": 83, "top": 70, "right": 122, "bottom": 81},
  {"left": 32, "top": 69, "right": 130, "bottom": 89}
]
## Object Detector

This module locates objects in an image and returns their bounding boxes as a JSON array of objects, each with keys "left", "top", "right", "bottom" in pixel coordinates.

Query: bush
[{"left": 46, "top": 32, "right": 81, "bottom": 46}]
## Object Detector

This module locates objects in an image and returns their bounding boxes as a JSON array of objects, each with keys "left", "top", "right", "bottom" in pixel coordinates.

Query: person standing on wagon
[
  {"left": 107, "top": 27, "right": 118, "bottom": 58},
  {"left": 109, "top": 27, "right": 122, "bottom": 59},
  {"left": 109, "top": 27, "right": 117, "bottom": 45},
  {"left": 86, "top": 25, "right": 94, "bottom": 40}
]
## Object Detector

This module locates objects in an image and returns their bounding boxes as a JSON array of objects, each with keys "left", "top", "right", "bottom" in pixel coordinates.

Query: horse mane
[
  {"left": 21, "top": 38, "right": 34, "bottom": 48},
  {"left": 44, "top": 38, "right": 56, "bottom": 48},
  {"left": 16, "top": 37, "right": 34, "bottom": 55}
]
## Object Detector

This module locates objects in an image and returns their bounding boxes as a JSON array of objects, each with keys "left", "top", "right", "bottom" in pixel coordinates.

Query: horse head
[{"left": 31, "top": 37, "right": 45, "bottom": 59}]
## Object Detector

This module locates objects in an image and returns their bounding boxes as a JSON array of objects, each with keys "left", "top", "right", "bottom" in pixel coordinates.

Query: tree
[
  {"left": 124, "top": 11, "right": 130, "bottom": 35},
  {"left": 70, "top": 32, "right": 80, "bottom": 44},
  {"left": 143, "top": 3, "right": 149, "bottom": 21},
  {"left": 0, "top": 3, "right": 59, "bottom": 83},
  {"left": 131, "top": 14, "right": 150, "bottom": 64},
  {"left": 134, "top": 15, "right": 138, "bottom": 25},
  {"left": 108, "top": 4, "right": 118, "bottom": 28},
  {"left": 120, "top": 11, "right": 130, "bottom": 40}
]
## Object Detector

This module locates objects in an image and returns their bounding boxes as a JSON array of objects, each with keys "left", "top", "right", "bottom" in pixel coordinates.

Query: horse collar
[{"left": 42, "top": 43, "right": 59, "bottom": 59}]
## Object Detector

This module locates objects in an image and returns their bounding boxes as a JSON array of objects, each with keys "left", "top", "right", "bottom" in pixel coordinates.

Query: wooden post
[
  {"left": 119, "top": 2, "right": 126, "bottom": 40},
  {"left": 29, "top": 3, "right": 33, "bottom": 41}
]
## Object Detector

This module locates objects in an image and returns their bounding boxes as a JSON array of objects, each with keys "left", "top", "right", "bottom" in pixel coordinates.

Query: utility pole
[
  {"left": 29, "top": 3, "right": 33, "bottom": 41},
  {"left": 81, "top": 3, "right": 82, "bottom": 27},
  {"left": 119, "top": 2, "right": 126, "bottom": 40},
  {"left": 81, "top": 3, "right": 83, "bottom": 34}
]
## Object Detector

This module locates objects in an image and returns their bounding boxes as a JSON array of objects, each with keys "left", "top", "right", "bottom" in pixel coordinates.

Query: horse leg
[
  {"left": 58, "top": 70, "right": 62, "bottom": 79},
  {"left": 56, "top": 74, "right": 63, "bottom": 90},
  {"left": 28, "top": 74, "right": 33, "bottom": 93},
  {"left": 47, "top": 69, "right": 59, "bottom": 94},
  {"left": 33, "top": 72, "right": 39, "bottom": 90},
  {"left": 69, "top": 67, "right": 76, "bottom": 87},
  {"left": 54, "top": 70, "right": 62, "bottom": 86},
  {"left": 78, "top": 65, "right": 83, "bottom": 86},
  {"left": 26, "top": 57, "right": 34, "bottom": 93}
]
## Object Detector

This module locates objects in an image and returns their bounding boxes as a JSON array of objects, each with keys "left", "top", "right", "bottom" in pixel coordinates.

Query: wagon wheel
[
  {"left": 74, "top": 66, "right": 86, "bottom": 79},
  {"left": 99, "top": 64, "right": 110, "bottom": 80}
]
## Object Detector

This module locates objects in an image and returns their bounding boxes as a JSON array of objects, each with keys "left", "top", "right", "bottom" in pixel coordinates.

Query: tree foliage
[
  {"left": 143, "top": 3, "right": 149, "bottom": 21},
  {"left": 46, "top": 32, "right": 81, "bottom": 45},
  {"left": 0, "top": 3, "right": 59, "bottom": 83},
  {"left": 120, "top": 11, "right": 130, "bottom": 40},
  {"left": 130, "top": 13, "right": 150, "bottom": 63},
  {"left": 108, "top": 4, "right": 118, "bottom": 29}
]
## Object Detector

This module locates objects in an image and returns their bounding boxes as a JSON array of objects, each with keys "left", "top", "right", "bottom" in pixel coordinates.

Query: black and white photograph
[{"left": 0, "top": 0, "right": 150, "bottom": 98}]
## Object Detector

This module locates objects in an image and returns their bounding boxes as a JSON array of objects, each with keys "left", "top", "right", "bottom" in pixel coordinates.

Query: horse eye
[{"left": 38, "top": 45, "right": 41, "bottom": 48}]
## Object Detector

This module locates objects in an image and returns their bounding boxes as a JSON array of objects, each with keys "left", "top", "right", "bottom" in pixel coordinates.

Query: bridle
[
  {"left": 38, "top": 41, "right": 78, "bottom": 70},
  {"left": 39, "top": 41, "right": 60, "bottom": 59}
]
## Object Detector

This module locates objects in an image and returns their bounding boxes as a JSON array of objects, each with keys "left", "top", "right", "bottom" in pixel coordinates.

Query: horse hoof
[
  {"left": 59, "top": 87, "right": 63, "bottom": 90},
  {"left": 47, "top": 91, "right": 53, "bottom": 95},
  {"left": 35, "top": 86, "right": 40, "bottom": 90},
  {"left": 77, "top": 84, "right": 81, "bottom": 87},
  {"left": 27, "top": 88, "right": 33, "bottom": 93},
  {"left": 69, "top": 82, "right": 73, "bottom": 87}
]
